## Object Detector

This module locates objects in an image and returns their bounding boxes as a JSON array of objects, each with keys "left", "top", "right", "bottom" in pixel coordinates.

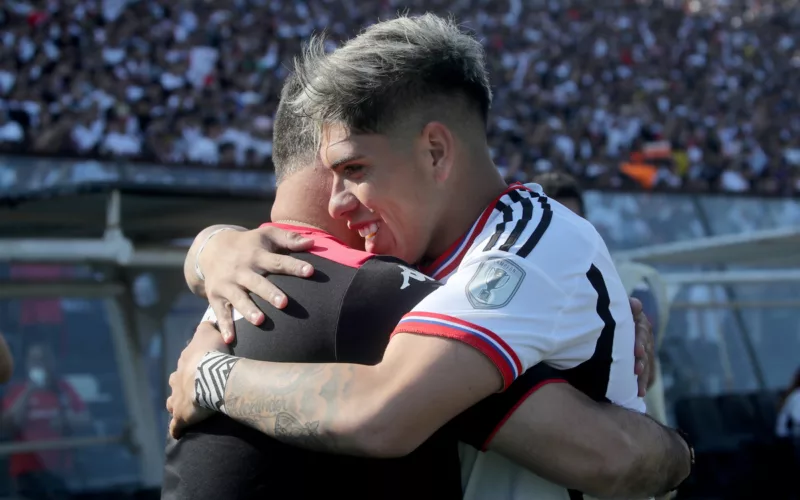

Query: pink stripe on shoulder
[
  {"left": 307, "top": 238, "right": 374, "bottom": 269},
  {"left": 262, "top": 222, "right": 374, "bottom": 269}
]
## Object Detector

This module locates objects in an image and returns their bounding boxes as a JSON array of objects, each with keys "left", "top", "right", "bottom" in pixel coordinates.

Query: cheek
[{"left": 353, "top": 183, "right": 376, "bottom": 209}]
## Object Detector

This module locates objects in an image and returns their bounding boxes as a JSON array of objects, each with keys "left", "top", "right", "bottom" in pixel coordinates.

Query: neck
[
  {"left": 273, "top": 219, "right": 325, "bottom": 232},
  {"left": 424, "top": 154, "right": 507, "bottom": 263},
  {"left": 270, "top": 171, "right": 331, "bottom": 233}
]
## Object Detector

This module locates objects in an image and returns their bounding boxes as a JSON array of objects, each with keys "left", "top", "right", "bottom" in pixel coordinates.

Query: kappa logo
[
  {"left": 465, "top": 258, "right": 525, "bottom": 309},
  {"left": 201, "top": 305, "right": 244, "bottom": 324},
  {"left": 398, "top": 265, "right": 436, "bottom": 290}
]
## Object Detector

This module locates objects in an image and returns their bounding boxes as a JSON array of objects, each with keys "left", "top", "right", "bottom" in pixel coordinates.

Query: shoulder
[
  {"left": 349, "top": 256, "right": 441, "bottom": 297},
  {"left": 472, "top": 186, "right": 601, "bottom": 271},
  {"left": 337, "top": 257, "right": 442, "bottom": 363},
  {"left": 260, "top": 223, "right": 374, "bottom": 269},
  {"left": 305, "top": 236, "right": 374, "bottom": 269}
]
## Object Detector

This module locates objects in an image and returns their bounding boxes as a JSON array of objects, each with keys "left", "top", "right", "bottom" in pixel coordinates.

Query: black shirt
[{"left": 162, "top": 224, "right": 558, "bottom": 499}]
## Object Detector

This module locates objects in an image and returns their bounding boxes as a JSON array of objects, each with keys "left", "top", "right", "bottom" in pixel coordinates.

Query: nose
[{"left": 329, "top": 175, "right": 360, "bottom": 220}]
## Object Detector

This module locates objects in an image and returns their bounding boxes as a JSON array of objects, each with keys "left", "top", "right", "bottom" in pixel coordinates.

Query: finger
[
  {"left": 169, "top": 417, "right": 180, "bottom": 439},
  {"left": 645, "top": 341, "right": 657, "bottom": 388},
  {"left": 260, "top": 226, "right": 315, "bottom": 253},
  {"left": 241, "top": 271, "right": 289, "bottom": 312},
  {"left": 636, "top": 360, "right": 648, "bottom": 397},
  {"left": 209, "top": 299, "right": 236, "bottom": 343},
  {"left": 226, "top": 276, "right": 268, "bottom": 322},
  {"left": 256, "top": 251, "right": 313, "bottom": 279},
  {"left": 629, "top": 296, "right": 643, "bottom": 315},
  {"left": 166, "top": 396, "right": 173, "bottom": 413},
  {"left": 168, "top": 372, "right": 177, "bottom": 387}
]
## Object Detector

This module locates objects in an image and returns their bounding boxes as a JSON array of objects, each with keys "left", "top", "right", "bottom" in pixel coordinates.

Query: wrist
[
  {"left": 677, "top": 428, "right": 695, "bottom": 476},
  {"left": 195, "top": 227, "right": 240, "bottom": 282},
  {"left": 666, "top": 428, "right": 694, "bottom": 494},
  {"left": 194, "top": 351, "right": 242, "bottom": 414}
]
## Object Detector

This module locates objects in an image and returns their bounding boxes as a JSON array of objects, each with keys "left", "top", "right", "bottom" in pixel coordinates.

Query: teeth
[{"left": 358, "top": 222, "right": 380, "bottom": 240}]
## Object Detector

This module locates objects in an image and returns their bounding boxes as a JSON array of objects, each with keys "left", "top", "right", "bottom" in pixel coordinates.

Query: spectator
[
  {"left": 530, "top": 171, "right": 586, "bottom": 217},
  {"left": 1, "top": 343, "right": 90, "bottom": 500},
  {"left": 0, "top": 0, "right": 797, "bottom": 195},
  {"left": 777, "top": 367, "right": 800, "bottom": 438}
]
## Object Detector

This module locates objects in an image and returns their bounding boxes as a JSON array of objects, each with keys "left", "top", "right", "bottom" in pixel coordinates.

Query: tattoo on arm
[
  {"left": 221, "top": 360, "right": 362, "bottom": 454},
  {"left": 274, "top": 413, "right": 326, "bottom": 449}
]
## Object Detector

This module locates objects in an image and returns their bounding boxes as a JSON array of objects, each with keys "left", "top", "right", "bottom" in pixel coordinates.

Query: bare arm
[
  {"left": 224, "top": 333, "right": 500, "bottom": 456},
  {"left": 169, "top": 327, "right": 501, "bottom": 456},
  {"left": 0, "top": 334, "right": 13, "bottom": 383},
  {"left": 489, "top": 383, "right": 690, "bottom": 498}
]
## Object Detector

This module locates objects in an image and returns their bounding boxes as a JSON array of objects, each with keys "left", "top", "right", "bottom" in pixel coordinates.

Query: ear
[{"left": 419, "top": 121, "right": 455, "bottom": 184}]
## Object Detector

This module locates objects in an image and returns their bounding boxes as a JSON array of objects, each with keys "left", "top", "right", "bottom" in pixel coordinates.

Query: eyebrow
[{"left": 328, "top": 154, "right": 367, "bottom": 170}]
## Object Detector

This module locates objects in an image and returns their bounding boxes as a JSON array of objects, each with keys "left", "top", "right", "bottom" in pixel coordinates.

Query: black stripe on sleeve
[
  {"left": 482, "top": 198, "right": 515, "bottom": 251},
  {"left": 563, "top": 266, "right": 616, "bottom": 500},
  {"left": 562, "top": 264, "right": 616, "bottom": 402},
  {"left": 562, "top": 264, "right": 617, "bottom": 500},
  {"left": 498, "top": 191, "right": 534, "bottom": 252},
  {"left": 516, "top": 195, "right": 553, "bottom": 258}
]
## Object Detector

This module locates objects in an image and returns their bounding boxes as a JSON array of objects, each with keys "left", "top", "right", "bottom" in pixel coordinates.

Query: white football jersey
[{"left": 392, "top": 183, "right": 644, "bottom": 499}]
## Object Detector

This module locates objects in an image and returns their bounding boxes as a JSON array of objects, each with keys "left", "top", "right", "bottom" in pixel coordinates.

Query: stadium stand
[
  {"left": 0, "top": 1, "right": 799, "bottom": 498},
  {"left": 0, "top": 0, "right": 799, "bottom": 194}
]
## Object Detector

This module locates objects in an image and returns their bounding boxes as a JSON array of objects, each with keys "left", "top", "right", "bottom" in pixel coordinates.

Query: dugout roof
[
  {"left": 0, "top": 156, "right": 277, "bottom": 244},
  {"left": 612, "top": 226, "right": 800, "bottom": 269}
]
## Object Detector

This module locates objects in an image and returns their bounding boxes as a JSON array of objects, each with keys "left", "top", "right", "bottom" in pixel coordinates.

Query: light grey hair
[
  {"left": 272, "top": 72, "right": 317, "bottom": 184},
  {"left": 290, "top": 13, "right": 493, "bottom": 137}
]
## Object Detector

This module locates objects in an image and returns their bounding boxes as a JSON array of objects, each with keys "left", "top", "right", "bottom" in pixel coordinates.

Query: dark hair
[
  {"left": 272, "top": 73, "right": 317, "bottom": 184},
  {"left": 532, "top": 171, "right": 585, "bottom": 217},
  {"left": 291, "top": 14, "right": 492, "bottom": 136}
]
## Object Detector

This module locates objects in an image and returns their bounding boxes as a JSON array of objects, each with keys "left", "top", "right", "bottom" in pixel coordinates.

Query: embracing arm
[
  {"left": 213, "top": 333, "right": 501, "bottom": 457},
  {"left": 488, "top": 383, "right": 690, "bottom": 498}
]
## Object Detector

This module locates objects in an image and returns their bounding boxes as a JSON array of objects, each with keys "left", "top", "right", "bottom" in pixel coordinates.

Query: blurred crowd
[{"left": 0, "top": 0, "right": 799, "bottom": 194}]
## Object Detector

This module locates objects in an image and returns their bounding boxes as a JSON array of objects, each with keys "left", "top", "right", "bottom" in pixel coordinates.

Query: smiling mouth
[{"left": 358, "top": 222, "right": 380, "bottom": 240}]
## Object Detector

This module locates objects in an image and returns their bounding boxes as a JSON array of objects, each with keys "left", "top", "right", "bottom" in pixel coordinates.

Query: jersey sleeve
[
  {"left": 450, "top": 363, "right": 567, "bottom": 450},
  {"left": 392, "top": 250, "right": 596, "bottom": 389}
]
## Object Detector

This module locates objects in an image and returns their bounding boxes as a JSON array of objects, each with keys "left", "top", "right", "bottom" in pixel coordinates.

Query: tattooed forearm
[
  {"left": 274, "top": 413, "right": 326, "bottom": 449},
  {"left": 222, "top": 359, "right": 372, "bottom": 455}
]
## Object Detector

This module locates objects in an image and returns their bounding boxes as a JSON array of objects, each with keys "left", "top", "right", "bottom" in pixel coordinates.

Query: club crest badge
[{"left": 465, "top": 258, "right": 525, "bottom": 309}]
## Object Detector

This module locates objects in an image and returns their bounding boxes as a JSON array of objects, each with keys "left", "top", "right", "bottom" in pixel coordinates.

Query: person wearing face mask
[{"left": 1, "top": 343, "right": 90, "bottom": 500}]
